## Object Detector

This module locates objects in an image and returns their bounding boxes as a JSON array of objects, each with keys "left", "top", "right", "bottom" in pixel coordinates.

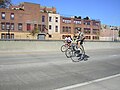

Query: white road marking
[
  {"left": 109, "top": 54, "right": 120, "bottom": 57},
  {"left": 55, "top": 73, "right": 120, "bottom": 90}
]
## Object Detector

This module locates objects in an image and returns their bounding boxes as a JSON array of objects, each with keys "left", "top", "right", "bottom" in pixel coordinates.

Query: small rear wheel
[{"left": 61, "top": 45, "right": 68, "bottom": 52}]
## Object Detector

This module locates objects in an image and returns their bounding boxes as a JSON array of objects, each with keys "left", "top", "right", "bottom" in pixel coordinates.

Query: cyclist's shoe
[
  {"left": 85, "top": 55, "right": 90, "bottom": 58},
  {"left": 84, "top": 58, "right": 88, "bottom": 61},
  {"left": 83, "top": 54, "right": 89, "bottom": 61},
  {"left": 78, "top": 54, "right": 85, "bottom": 61},
  {"left": 78, "top": 57, "right": 83, "bottom": 61},
  {"left": 76, "top": 53, "right": 81, "bottom": 57}
]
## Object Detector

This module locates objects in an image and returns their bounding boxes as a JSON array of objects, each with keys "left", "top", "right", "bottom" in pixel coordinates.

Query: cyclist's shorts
[{"left": 77, "top": 40, "right": 83, "bottom": 45}]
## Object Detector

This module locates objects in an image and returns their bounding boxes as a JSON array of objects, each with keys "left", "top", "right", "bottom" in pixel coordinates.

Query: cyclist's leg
[
  {"left": 78, "top": 44, "right": 85, "bottom": 60},
  {"left": 76, "top": 40, "right": 81, "bottom": 50}
]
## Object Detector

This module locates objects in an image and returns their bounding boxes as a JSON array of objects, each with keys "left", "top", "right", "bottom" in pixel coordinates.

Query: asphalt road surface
[{"left": 0, "top": 48, "right": 120, "bottom": 90}]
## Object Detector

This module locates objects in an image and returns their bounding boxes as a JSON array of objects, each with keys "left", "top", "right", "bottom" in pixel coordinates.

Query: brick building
[
  {"left": 100, "top": 24, "right": 119, "bottom": 41},
  {"left": 0, "top": 2, "right": 101, "bottom": 40},
  {"left": 60, "top": 16, "right": 101, "bottom": 40},
  {"left": 0, "top": 2, "right": 56, "bottom": 40}
]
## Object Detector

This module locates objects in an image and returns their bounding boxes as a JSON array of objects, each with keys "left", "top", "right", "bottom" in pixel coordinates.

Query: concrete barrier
[{"left": 0, "top": 41, "right": 120, "bottom": 52}]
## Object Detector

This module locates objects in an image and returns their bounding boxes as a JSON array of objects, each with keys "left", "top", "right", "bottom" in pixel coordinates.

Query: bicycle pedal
[{"left": 78, "top": 58, "right": 83, "bottom": 61}]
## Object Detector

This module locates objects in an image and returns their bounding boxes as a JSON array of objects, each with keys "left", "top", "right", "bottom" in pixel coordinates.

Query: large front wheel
[
  {"left": 71, "top": 50, "right": 81, "bottom": 62},
  {"left": 80, "top": 44, "right": 85, "bottom": 60}
]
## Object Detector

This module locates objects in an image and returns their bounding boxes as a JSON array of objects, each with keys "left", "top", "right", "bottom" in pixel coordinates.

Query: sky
[{"left": 11, "top": 0, "right": 120, "bottom": 26}]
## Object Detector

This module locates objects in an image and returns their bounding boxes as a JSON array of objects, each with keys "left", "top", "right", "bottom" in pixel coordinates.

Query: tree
[
  {"left": 84, "top": 16, "right": 90, "bottom": 20},
  {"left": 86, "top": 16, "right": 89, "bottom": 20},
  {"left": 74, "top": 16, "right": 77, "bottom": 18},
  {"left": 30, "top": 28, "right": 39, "bottom": 38},
  {"left": 78, "top": 16, "right": 81, "bottom": 19},
  {"left": 0, "top": 0, "right": 12, "bottom": 8}
]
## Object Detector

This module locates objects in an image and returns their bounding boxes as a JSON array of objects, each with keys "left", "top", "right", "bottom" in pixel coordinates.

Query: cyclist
[
  {"left": 64, "top": 36, "right": 72, "bottom": 46},
  {"left": 76, "top": 29, "right": 85, "bottom": 50}
]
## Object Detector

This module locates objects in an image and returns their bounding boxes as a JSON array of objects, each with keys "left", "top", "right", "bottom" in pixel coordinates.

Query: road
[{"left": 0, "top": 48, "right": 120, "bottom": 90}]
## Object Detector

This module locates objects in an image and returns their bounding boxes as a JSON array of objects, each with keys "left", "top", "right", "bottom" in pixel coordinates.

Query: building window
[
  {"left": 55, "top": 26, "right": 58, "bottom": 32},
  {"left": 38, "top": 24, "right": 41, "bottom": 31},
  {"left": 1, "top": 22, "right": 5, "bottom": 30},
  {"left": 10, "top": 13, "right": 14, "bottom": 20},
  {"left": 41, "top": 25, "right": 45, "bottom": 32},
  {"left": 87, "top": 22, "right": 90, "bottom": 25},
  {"left": 93, "top": 29, "right": 99, "bottom": 34},
  {"left": 11, "top": 23, "right": 14, "bottom": 30},
  {"left": 1, "top": 33, "right": 5, "bottom": 39},
  {"left": 68, "top": 27, "right": 71, "bottom": 33},
  {"left": 6, "top": 33, "right": 10, "bottom": 39},
  {"left": 49, "top": 25, "right": 52, "bottom": 30},
  {"left": 63, "top": 19, "right": 71, "bottom": 23},
  {"left": 74, "top": 20, "right": 81, "bottom": 24},
  {"left": 42, "top": 15, "right": 45, "bottom": 22},
  {"left": 34, "top": 24, "right": 37, "bottom": 30},
  {"left": 62, "top": 26, "right": 71, "bottom": 33},
  {"left": 6, "top": 23, "right": 10, "bottom": 30},
  {"left": 84, "top": 28, "right": 91, "bottom": 34},
  {"left": 56, "top": 17, "right": 58, "bottom": 22},
  {"left": 49, "top": 17, "right": 52, "bottom": 22},
  {"left": 84, "top": 21, "right": 90, "bottom": 25},
  {"left": 93, "top": 36, "right": 99, "bottom": 40},
  {"left": 1, "top": 33, "right": 14, "bottom": 39},
  {"left": 66, "top": 27, "right": 68, "bottom": 32},
  {"left": 1, "top": 12, "right": 5, "bottom": 19},
  {"left": 62, "top": 26, "right": 65, "bottom": 32},
  {"left": 11, "top": 34, "right": 14, "bottom": 39},
  {"left": 93, "top": 22, "right": 99, "bottom": 26},
  {"left": 85, "top": 36, "right": 91, "bottom": 39},
  {"left": 18, "top": 23, "right": 22, "bottom": 31},
  {"left": 27, "top": 24, "right": 31, "bottom": 31}
]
